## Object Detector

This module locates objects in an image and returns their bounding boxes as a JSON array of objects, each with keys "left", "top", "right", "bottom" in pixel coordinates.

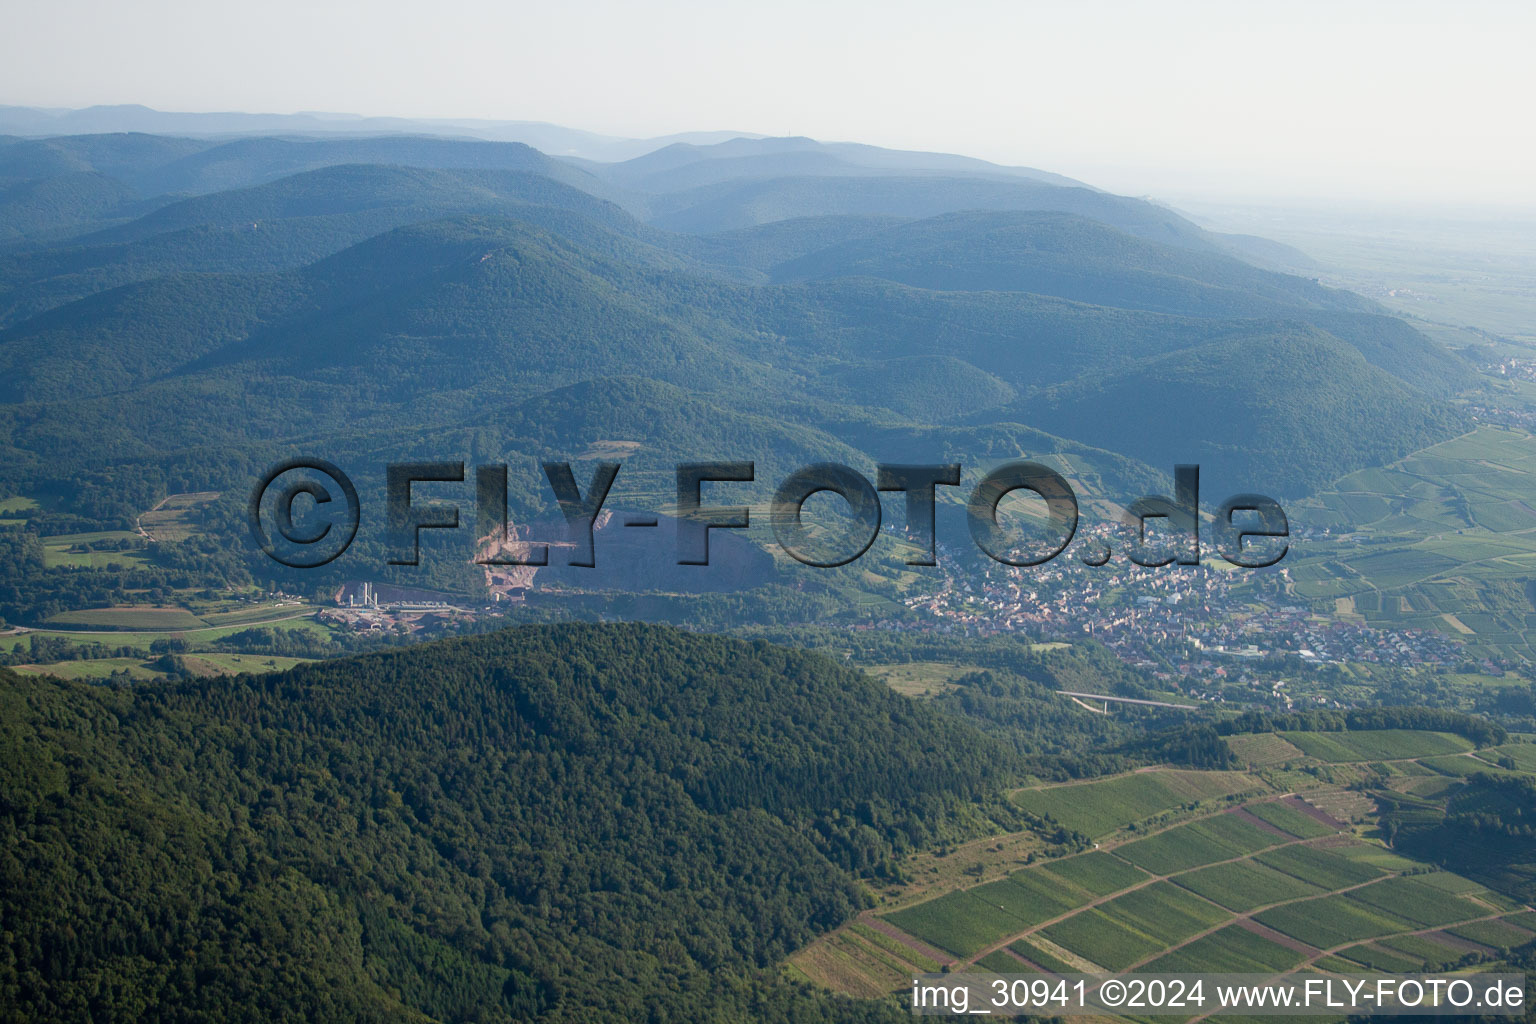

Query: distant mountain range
[{"left": 0, "top": 115, "right": 1479, "bottom": 583}]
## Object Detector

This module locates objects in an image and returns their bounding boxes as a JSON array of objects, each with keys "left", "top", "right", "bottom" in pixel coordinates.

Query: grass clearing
[
  {"left": 179, "top": 654, "right": 312, "bottom": 676},
  {"left": 138, "top": 491, "right": 220, "bottom": 542},
  {"left": 863, "top": 661, "right": 976, "bottom": 696}
]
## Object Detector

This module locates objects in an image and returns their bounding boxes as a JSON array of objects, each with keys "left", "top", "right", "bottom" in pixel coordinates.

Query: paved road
[{"left": 1057, "top": 690, "right": 1198, "bottom": 711}]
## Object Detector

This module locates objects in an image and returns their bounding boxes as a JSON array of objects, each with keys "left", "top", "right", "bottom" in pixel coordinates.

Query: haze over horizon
[{"left": 3, "top": 0, "right": 1532, "bottom": 207}]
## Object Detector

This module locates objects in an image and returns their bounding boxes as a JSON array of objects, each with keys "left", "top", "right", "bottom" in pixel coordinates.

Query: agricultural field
[
  {"left": 1173, "top": 858, "right": 1324, "bottom": 912},
  {"left": 1475, "top": 743, "right": 1536, "bottom": 772},
  {"left": 11, "top": 657, "right": 167, "bottom": 681},
  {"left": 1113, "top": 814, "right": 1278, "bottom": 875},
  {"left": 1244, "top": 798, "right": 1338, "bottom": 838},
  {"left": 25, "top": 606, "right": 323, "bottom": 646},
  {"left": 13, "top": 653, "right": 312, "bottom": 681},
  {"left": 1142, "top": 922, "right": 1307, "bottom": 972},
  {"left": 1254, "top": 842, "right": 1385, "bottom": 891},
  {"left": 1254, "top": 892, "right": 1415, "bottom": 949},
  {"left": 45, "top": 605, "right": 210, "bottom": 630},
  {"left": 1280, "top": 729, "right": 1473, "bottom": 762},
  {"left": 1225, "top": 732, "right": 1305, "bottom": 767},
  {"left": 797, "top": 739, "right": 1536, "bottom": 1001},
  {"left": 1282, "top": 426, "right": 1536, "bottom": 662},
  {"left": 1037, "top": 851, "right": 1149, "bottom": 897},
  {"left": 1012, "top": 769, "right": 1260, "bottom": 838},
  {"left": 1449, "top": 917, "right": 1536, "bottom": 950},
  {"left": 882, "top": 890, "right": 1032, "bottom": 959}
]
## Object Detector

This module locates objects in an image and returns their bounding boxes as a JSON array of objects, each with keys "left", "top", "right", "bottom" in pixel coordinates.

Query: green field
[
  {"left": 968, "top": 874, "right": 1077, "bottom": 929},
  {"left": 11, "top": 657, "right": 166, "bottom": 681},
  {"left": 1376, "top": 932, "right": 1475, "bottom": 967},
  {"left": 1340, "top": 943, "right": 1429, "bottom": 972},
  {"left": 39, "top": 530, "right": 147, "bottom": 569},
  {"left": 1012, "top": 769, "right": 1259, "bottom": 838},
  {"left": 1142, "top": 924, "right": 1306, "bottom": 972},
  {"left": 1476, "top": 743, "right": 1536, "bottom": 772},
  {"left": 1280, "top": 730, "right": 1473, "bottom": 762},
  {"left": 1255, "top": 893, "right": 1414, "bottom": 949},
  {"left": 1448, "top": 917, "right": 1536, "bottom": 949},
  {"left": 1173, "top": 858, "right": 1324, "bottom": 912},
  {"left": 1040, "top": 907, "right": 1165, "bottom": 970},
  {"left": 1255, "top": 843, "right": 1386, "bottom": 891},
  {"left": 45, "top": 606, "right": 209, "bottom": 630},
  {"left": 1113, "top": 816, "right": 1275, "bottom": 876},
  {"left": 1345, "top": 877, "right": 1489, "bottom": 929},
  {"left": 1420, "top": 753, "right": 1512, "bottom": 778},
  {"left": 1226, "top": 733, "right": 1306, "bottom": 766},
  {"left": 14, "top": 653, "right": 312, "bottom": 681},
  {"left": 1245, "top": 799, "right": 1336, "bottom": 838},
  {"left": 1038, "top": 851, "right": 1149, "bottom": 897},
  {"left": 1096, "top": 882, "right": 1229, "bottom": 946},
  {"left": 883, "top": 891, "right": 1030, "bottom": 958},
  {"left": 24, "top": 609, "right": 326, "bottom": 651}
]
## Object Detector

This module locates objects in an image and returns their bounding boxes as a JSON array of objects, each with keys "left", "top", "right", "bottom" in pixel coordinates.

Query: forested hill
[
  {"left": 0, "top": 623, "right": 1016, "bottom": 1023},
  {"left": 0, "top": 130, "right": 1484, "bottom": 587}
]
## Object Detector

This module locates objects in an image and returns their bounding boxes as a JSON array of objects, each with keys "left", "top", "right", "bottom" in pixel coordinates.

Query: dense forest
[{"left": 0, "top": 623, "right": 1023, "bottom": 1022}]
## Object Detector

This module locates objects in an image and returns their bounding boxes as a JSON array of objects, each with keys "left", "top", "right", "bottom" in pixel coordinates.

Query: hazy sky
[{"left": 3, "top": 0, "right": 1532, "bottom": 204}]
